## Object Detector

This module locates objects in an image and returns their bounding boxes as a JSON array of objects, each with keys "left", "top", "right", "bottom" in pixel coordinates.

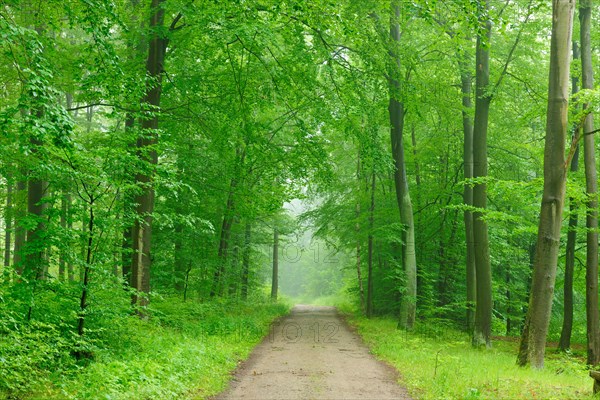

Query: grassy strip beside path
[
  {"left": 344, "top": 311, "right": 592, "bottom": 400},
  {"left": 1, "top": 297, "right": 289, "bottom": 400}
]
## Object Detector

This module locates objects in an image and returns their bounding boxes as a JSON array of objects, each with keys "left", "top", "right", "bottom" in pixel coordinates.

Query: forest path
[{"left": 213, "top": 305, "right": 412, "bottom": 400}]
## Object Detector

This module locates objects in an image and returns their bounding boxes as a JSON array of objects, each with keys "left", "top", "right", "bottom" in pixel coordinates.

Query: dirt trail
[{"left": 214, "top": 305, "right": 412, "bottom": 400}]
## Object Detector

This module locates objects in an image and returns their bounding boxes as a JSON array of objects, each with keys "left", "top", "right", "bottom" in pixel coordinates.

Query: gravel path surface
[{"left": 214, "top": 305, "right": 412, "bottom": 400}]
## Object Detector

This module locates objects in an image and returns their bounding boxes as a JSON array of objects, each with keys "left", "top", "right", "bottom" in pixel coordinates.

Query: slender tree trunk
[
  {"left": 77, "top": 202, "right": 94, "bottom": 339},
  {"left": 4, "top": 178, "right": 12, "bottom": 269},
  {"left": 58, "top": 190, "right": 68, "bottom": 281},
  {"left": 228, "top": 241, "right": 240, "bottom": 297},
  {"left": 459, "top": 46, "right": 476, "bottom": 333},
  {"left": 13, "top": 179, "right": 26, "bottom": 275},
  {"left": 356, "top": 203, "right": 365, "bottom": 313},
  {"left": 389, "top": 1, "right": 417, "bottom": 330},
  {"left": 506, "top": 265, "right": 512, "bottom": 335},
  {"left": 122, "top": 0, "right": 141, "bottom": 286},
  {"left": 558, "top": 40, "right": 581, "bottom": 352},
  {"left": 131, "top": 0, "right": 166, "bottom": 313},
  {"left": 183, "top": 261, "right": 192, "bottom": 302},
  {"left": 410, "top": 124, "right": 424, "bottom": 311},
  {"left": 241, "top": 221, "right": 251, "bottom": 300},
  {"left": 173, "top": 223, "right": 184, "bottom": 292},
  {"left": 122, "top": 115, "right": 134, "bottom": 285},
  {"left": 210, "top": 183, "right": 235, "bottom": 297},
  {"left": 366, "top": 170, "right": 376, "bottom": 318},
  {"left": 66, "top": 193, "right": 74, "bottom": 281},
  {"left": 517, "top": 0, "right": 574, "bottom": 369},
  {"left": 26, "top": 135, "right": 45, "bottom": 281},
  {"left": 271, "top": 227, "right": 278, "bottom": 301},
  {"left": 472, "top": 0, "right": 493, "bottom": 348},
  {"left": 356, "top": 154, "right": 365, "bottom": 313},
  {"left": 39, "top": 181, "right": 51, "bottom": 281},
  {"left": 579, "top": 0, "right": 600, "bottom": 367}
]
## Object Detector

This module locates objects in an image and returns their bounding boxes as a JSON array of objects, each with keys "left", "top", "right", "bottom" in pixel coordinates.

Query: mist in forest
[{"left": 278, "top": 200, "right": 348, "bottom": 303}]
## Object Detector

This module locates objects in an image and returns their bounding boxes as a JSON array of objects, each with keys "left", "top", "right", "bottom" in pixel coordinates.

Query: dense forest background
[{"left": 1, "top": 0, "right": 600, "bottom": 398}]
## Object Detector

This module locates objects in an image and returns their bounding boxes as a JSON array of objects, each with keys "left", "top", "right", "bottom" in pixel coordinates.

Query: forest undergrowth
[{"left": 0, "top": 284, "right": 289, "bottom": 400}]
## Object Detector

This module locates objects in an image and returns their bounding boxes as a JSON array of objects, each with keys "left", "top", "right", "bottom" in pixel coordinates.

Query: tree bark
[
  {"left": 506, "top": 265, "right": 512, "bottom": 335},
  {"left": 13, "top": 179, "right": 26, "bottom": 275},
  {"left": 472, "top": 0, "right": 493, "bottom": 348},
  {"left": 356, "top": 202, "right": 365, "bottom": 314},
  {"left": 173, "top": 222, "right": 184, "bottom": 292},
  {"left": 271, "top": 227, "right": 279, "bottom": 301},
  {"left": 366, "top": 169, "right": 375, "bottom": 319},
  {"left": 517, "top": 0, "right": 574, "bottom": 369},
  {"left": 26, "top": 134, "right": 45, "bottom": 281},
  {"left": 122, "top": 0, "right": 142, "bottom": 287},
  {"left": 356, "top": 153, "right": 365, "bottom": 313},
  {"left": 66, "top": 193, "right": 74, "bottom": 281},
  {"left": 241, "top": 221, "right": 252, "bottom": 300},
  {"left": 459, "top": 45, "right": 476, "bottom": 333},
  {"left": 579, "top": 0, "right": 600, "bottom": 367},
  {"left": 210, "top": 181, "right": 236, "bottom": 297},
  {"left": 122, "top": 117, "right": 134, "bottom": 285},
  {"left": 58, "top": 190, "right": 68, "bottom": 281},
  {"left": 131, "top": 0, "right": 166, "bottom": 313},
  {"left": 558, "top": 40, "right": 580, "bottom": 352},
  {"left": 77, "top": 202, "right": 94, "bottom": 339},
  {"left": 389, "top": 0, "right": 417, "bottom": 330},
  {"left": 228, "top": 240, "right": 240, "bottom": 297}
]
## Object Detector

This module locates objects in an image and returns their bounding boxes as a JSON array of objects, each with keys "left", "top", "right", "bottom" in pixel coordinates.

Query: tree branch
[{"left": 492, "top": 0, "right": 536, "bottom": 96}]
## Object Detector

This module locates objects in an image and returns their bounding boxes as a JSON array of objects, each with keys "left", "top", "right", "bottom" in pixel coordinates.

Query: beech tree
[
  {"left": 579, "top": 0, "right": 600, "bottom": 366},
  {"left": 388, "top": 0, "right": 417, "bottom": 330},
  {"left": 558, "top": 41, "right": 580, "bottom": 352},
  {"left": 471, "top": 0, "right": 493, "bottom": 348},
  {"left": 518, "top": 0, "right": 574, "bottom": 369}
]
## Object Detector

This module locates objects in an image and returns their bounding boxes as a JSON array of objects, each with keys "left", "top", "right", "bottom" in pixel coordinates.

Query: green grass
[
  {"left": 343, "top": 311, "right": 593, "bottom": 400},
  {"left": 0, "top": 293, "right": 289, "bottom": 400}
]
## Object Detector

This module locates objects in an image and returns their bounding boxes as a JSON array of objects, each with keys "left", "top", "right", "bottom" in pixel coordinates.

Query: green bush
[{"left": 0, "top": 289, "right": 289, "bottom": 400}]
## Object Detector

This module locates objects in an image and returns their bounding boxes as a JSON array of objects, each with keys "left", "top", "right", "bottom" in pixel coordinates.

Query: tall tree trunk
[
  {"left": 517, "top": 0, "right": 574, "bottom": 369},
  {"left": 389, "top": 1, "right": 417, "bottom": 330},
  {"left": 366, "top": 170, "right": 376, "bottom": 318},
  {"left": 558, "top": 40, "right": 581, "bottom": 352},
  {"left": 4, "top": 178, "right": 12, "bottom": 268},
  {"left": 579, "top": 0, "right": 600, "bottom": 367},
  {"left": 241, "top": 221, "right": 251, "bottom": 300},
  {"left": 271, "top": 227, "right": 279, "bottom": 301},
  {"left": 131, "top": 0, "right": 166, "bottom": 313},
  {"left": 472, "top": 0, "right": 493, "bottom": 348},
  {"left": 122, "top": 0, "right": 142, "bottom": 287},
  {"left": 122, "top": 117, "right": 134, "bottom": 285},
  {"left": 459, "top": 45, "right": 476, "bottom": 333},
  {"left": 356, "top": 154, "right": 365, "bottom": 313}
]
